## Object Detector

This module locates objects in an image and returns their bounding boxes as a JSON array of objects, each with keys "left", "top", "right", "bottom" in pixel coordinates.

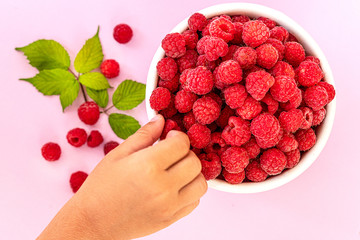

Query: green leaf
[
  {"left": 79, "top": 72, "right": 110, "bottom": 90},
  {"left": 74, "top": 27, "right": 103, "bottom": 73},
  {"left": 60, "top": 81, "right": 80, "bottom": 111},
  {"left": 15, "top": 39, "right": 70, "bottom": 71},
  {"left": 109, "top": 113, "right": 141, "bottom": 139},
  {"left": 86, "top": 87, "right": 109, "bottom": 108},
  {"left": 20, "top": 69, "right": 76, "bottom": 95},
  {"left": 112, "top": 80, "right": 146, "bottom": 110}
]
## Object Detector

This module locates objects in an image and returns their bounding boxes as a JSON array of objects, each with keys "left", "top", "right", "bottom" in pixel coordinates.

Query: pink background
[{"left": 1, "top": 0, "right": 359, "bottom": 239}]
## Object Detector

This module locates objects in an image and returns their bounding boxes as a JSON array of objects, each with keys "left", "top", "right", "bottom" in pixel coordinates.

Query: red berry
[
  {"left": 276, "top": 132, "right": 298, "bottom": 153},
  {"left": 156, "top": 57, "right": 178, "bottom": 81},
  {"left": 113, "top": 24, "right": 133, "bottom": 44},
  {"left": 245, "top": 160, "right": 268, "bottom": 182},
  {"left": 216, "top": 60, "right": 243, "bottom": 85},
  {"left": 285, "top": 149, "right": 301, "bottom": 168},
  {"left": 159, "top": 95, "right": 177, "bottom": 118},
  {"left": 223, "top": 84, "right": 247, "bottom": 109},
  {"left": 304, "top": 85, "right": 329, "bottom": 111},
  {"left": 41, "top": 142, "right": 61, "bottom": 161},
  {"left": 270, "top": 26, "right": 289, "bottom": 42},
  {"left": 160, "top": 119, "right": 181, "bottom": 140},
  {"left": 100, "top": 59, "right": 120, "bottom": 79},
  {"left": 158, "top": 74, "right": 179, "bottom": 93},
  {"left": 312, "top": 108, "right": 326, "bottom": 126},
  {"left": 317, "top": 82, "right": 335, "bottom": 103},
  {"left": 104, "top": 141, "right": 119, "bottom": 155},
  {"left": 222, "top": 45, "right": 239, "bottom": 61},
  {"left": 69, "top": 171, "right": 88, "bottom": 193},
  {"left": 265, "top": 38, "right": 285, "bottom": 60},
  {"left": 204, "top": 37, "right": 229, "bottom": 61},
  {"left": 187, "top": 123, "right": 211, "bottom": 149},
  {"left": 205, "top": 132, "right": 227, "bottom": 156},
  {"left": 222, "top": 116, "right": 251, "bottom": 146},
  {"left": 232, "top": 15, "right": 250, "bottom": 24},
  {"left": 221, "top": 146, "right": 249, "bottom": 173},
  {"left": 270, "top": 75, "right": 298, "bottom": 102},
  {"left": 280, "top": 88, "right": 302, "bottom": 111},
  {"left": 257, "top": 16, "right": 277, "bottom": 29},
  {"left": 185, "top": 66, "right": 214, "bottom": 95},
  {"left": 193, "top": 97, "right": 221, "bottom": 125},
  {"left": 209, "top": 17, "right": 235, "bottom": 42},
  {"left": 243, "top": 137, "right": 261, "bottom": 159},
  {"left": 199, "top": 153, "right": 222, "bottom": 180},
  {"left": 175, "top": 89, "right": 198, "bottom": 113},
  {"left": 66, "top": 128, "right": 87, "bottom": 147},
  {"left": 295, "top": 128, "right": 316, "bottom": 151},
  {"left": 246, "top": 70, "right": 275, "bottom": 100},
  {"left": 251, "top": 113, "right": 280, "bottom": 141},
  {"left": 182, "top": 30, "right": 198, "bottom": 50},
  {"left": 150, "top": 87, "right": 171, "bottom": 111},
  {"left": 296, "top": 61, "right": 324, "bottom": 87},
  {"left": 78, "top": 101, "right": 100, "bottom": 125},
  {"left": 284, "top": 42, "right": 305, "bottom": 67},
  {"left": 223, "top": 169, "right": 245, "bottom": 184},
  {"left": 256, "top": 128, "right": 283, "bottom": 149},
  {"left": 242, "top": 20, "right": 270, "bottom": 48},
  {"left": 216, "top": 106, "right": 235, "bottom": 129},
  {"left": 230, "top": 22, "right": 244, "bottom": 45},
  {"left": 261, "top": 93, "right": 279, "bottom": 115},
  {"left": 176, "top": 50, "right": 198, "bottom": 72},
  {"left": 256, "top": 43, "right": 279, "bottom": 69},
  {"left": 270, "top": 61, "right": 295, "bottom": 78},
  {"left": 196, "top": 54, "right": 217, "bottom": 71},
  {"left": 299, "top": 107, "right": 314, "bottom": 129},
  {"left": 183, "top": 111, "right": 197, "bottom": 130},
  {"left": 161, "top": 33, "right": 186, "bottom": 58},
  {"left": 188, "top": 13, "right": 207, "bottom": 31},
  {"left": 236, "top": 95, "right": 262, "bottom": 120},
  {"left": 87, "top": 130, "right": 104, "bottom": 148},
  {"left": 304, "top": 56, "right": 321, "bottom": 65},
  {"left": 233, "top": 47, "right": 257, "bottom": 69},
  {"left": 278, "top": 109, "right": 304, "bottom": 133},
  {"left": 260, "top": 148, "right": 287, "bottom": 175}
]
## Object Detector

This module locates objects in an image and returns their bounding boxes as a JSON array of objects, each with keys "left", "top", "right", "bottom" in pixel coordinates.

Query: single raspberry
[
  {"left": 222, "top": 116, "right": 251, "bottom": 146},
  {"left": 287, "top": 33, "right": 299, "bottom": 42},
  {"left": 196, "top": 35, "right": 211, "bottom": 55},
  {"left": 87, "top": 130, "right": 104, "bottom": 148},
  {"left": 270, "top": 61, "right": 295, "bottom": 78},
  {"left": 245, "top": 160, "right": 268, "bottom": 182},
  {"left": 270, "top": 75, "right": 298, "bottom": 102},
  {"left": 179, "top": 68, "right": 192, "bottom": 86},
  {"left": 205, "top": 132, "right": 227, "bottom": 156},
  {"left": 284, "top": 42, "right": 305, "bottom": 67},
  {"left": 70, "top": 171, "right": 88, "bottom": 193},
  {"left": 221, "top": 147, "right": 249, "bottom": 173},
  {"left": 193, "top": 97, "right": 221, "bottom": 125},
  {"left": 176, "top": 50, "right": 198, "bottom": 73},
  {"left": 233, "top": 47, "right": 257, "bottom": 70},
  {"left": 304, "top": 85, "right": 328, "bottom": 111},
  {"left": 205, "top": 92, "right": 223, "bottom": 108},
  {"left": 222, "top": 45, "right": 239, "bottom": 61},
  {"left": 304, "top": 56, "right": 321, "bottom": 65},
  {"left": 150, "top": 87, "right": 171, "bottom": 111},
  {"left": 196, "top": 54, "right": 217, "bottom": 71},
  {"left": 256, "top": 43, "right": 279, "bottom": 69},
  {"left": 156, "top": 57, "right": 178, "bottom": 81},
  {"left": 158, "top": 74, "right": 179, "bottom": 93},
  {"left": 67, "top": 128, "right": 87, "bottom": 147},
  {"left": 246, "top": 70, "right": 275, "bottom": 100},
  {"left": 243, "top": 65, "right": 264, "bottom": 79},
  {"left": 159, "top": 95, "right": 177, "bottom": 118},
  {"left": 279, "top": 109, "right": 304, "bottom": 132},
  {"left": 232, "top": 15, "right": 250, "bottom": 24},
  {"left": 280, "top": 88, "right": 302, "bottom": 111},
  {"left": 199, "top": 153, "right": 222, "bottom": 180},
  {"left": 257, "top": 16, "right": 277, "bottom": 29},
  {"left": 265, "top": 38, "right": 285, "bottom": 60},
  {"left": 251, "top": 113, "right": 280, "bottom": 140},
  {"left": 296, "top": 61, "right": 324, "bottom": 87},
  {"left": 183, "top": 111, "right": 197, "bottom": 130},
  {"left": 182, "top": 30, "right": 198, "bottom": 50},
  {"left": 174, "top": 90, "right": 198, "bottom": 113},
  {"left": 299, "top": 107, "right": 314, "bottom": 129},
  {"left": 223, "top": 84, "right": 247, "bottom": 109},
  {"left": 216, "top": 60, "right": 242, "bottom": 85},
  {"left": 277, "top": 132, "right": 298, "bottom": 152},
  {"left": 201, "top": 18, "right": 214, "bottom": 36},
  {"left": 285, "top": 148, "right": 301, "bottom": 168},
  {"left": 160, "top": 119, "right": 181, "bottom": 140},
  {"left": 188, "top": 13, "right": 207, "bottom": 31},
  {"left": 256, "top": 128, "right": 283, "bottom": 149},
  {"left": 185, "top": 66, "right": 214, "bottom": 95},
  {"left": 187, "top": 123, "right": 211, "bottom": 149},
  {"left": 270, "top": 26, "right": 289, "bottom": 42},
  {"left": 260, "top": 148, "right": 287, "bottom": 175},
  {"left": 242, "top": 20, "right": 270, "bottom": 48},
  {"left": 216, "top": 106, "right": 235, "bottom": 129},
  {"left": 261, "top": 93, "right": 279, "bottom": 115},
  {"left": 223, "top": 169, "right": 246, "bottom": 184},
  {"left": 214, "top": 66, "right": 230, "bottom": 90},
  {"left": 317, "top": 82, "right": 335, "bottom": 103},
  {"left": 100, "top": 59, "right": 120, "bottom": 78},
  {"left": 161, "top": 33, "right": 186, "bottom": 58},
  {"left": 41, "top": 142, "right": 61, "bottom": 161},
  {"left": 295, "top": 128, "right": 316, "bottom": 151},
  {"left": 104, "top": 141, "right": 119, "bottom": 155},
  {"left": 204, "top": 37, "right": 229, "bottom": 61},
  {"left": 236, "top": 96, "right": 262, "bottom": 120},
  {"left": 230, "top": 22, "right": 244, "bottom": 45},
  {"left": 78, "top": 101, "right": 100, "bottom": 125},
  {"left": 312, "top": 108, "right": 326, "bottom": 126},
  {"left": 209, "top": 17, "right": 235, "bottom": 42},
  {"left": 243, "top": 137, "right": 261, "bottom": 159},
  {"left": 113, "top": 24, "right": 133, "bottom": 44}
]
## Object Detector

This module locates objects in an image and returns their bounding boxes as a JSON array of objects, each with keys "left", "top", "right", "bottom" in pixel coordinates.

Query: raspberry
[
  {"left": 270, "top": 75, "right": 298, "bottom": 102},
  {"left": 176, "top": 50, "right": 198, "bottom": 72},
  {"left": 182, "top": 30, "right": 198, "bottom": 50},
  {"left": 222, "top": 45, "right": 239, "bottom": 61},
  {"left": 304, "top": 85, "right": 328, "bottom": 111},
  {"left": 270, "top": 26, "right": 289, "bottom": 42},
  {"left": 204, "top": 37, "right": 229, "bottom": 61},
  {"left": 243, "top": 65, "right": 264, "bottom": 79},
  {"left": 183, "top": 111, "right": 197, "bottom": 130},
  {"left": 230, "top": 22, "right": 244, "bottom": 45},
  {"left": 222, "top": 169, "right": 246, "bottom": 184},
  {"left": 280, "top": 88, "right": 302, "bottom": 111},
  {"left": 209, "top": 17, "right": 235, "bottom": 42},
  {"left": 113, "top": 24, "right": 133, "bottom": 44},
  {"left": 169, "top": 114, "right": 186, "bottom": 132},
  {"left": 221, "top": 147, "right": 249, "bottom": 173},
  {"left": 216, "top": 60, "right": 242, "bottom": 85},
  {"left": 78, "top": 101, "right": 100, "bottom": 125},
  {"left": 67, "top": 128, "right": 87, "bottom": 147},
  {"left": 232, "top": 15, "right": 250, "bottom": 24},
  {"left": 216, "top": 106, "right": 235, "bottom": 129},
  {"left": 312, "top": 108, "right": 326, "bottom": 126},
  {"left": 276, "top": 132, "right": 298, "bottom": 152},
  {"left": 284, "top": 42, "right": 305, "bottom": 67},
  {"left": 174, "top": 89, "right": 198, "bottom": 113},
  {"left": 265, "top": 38, "right": 285, "bottom": 60},
  {"left": 193, "top": 97, "right": 221, "bottom": 125},
  {"left": 242, "top": 20, "right": 270, "bottom": 48},
  {"left": 185, "top": 66, "right": 214, "bottom": 95},
  {"left": 87, "top": 130, "right": 104, "bottom": 148},
  {"left": 278, "top": 109, "right": 304, "bottom": 132},
  {"left": 236, "top": 96, "right": 262, "bottom": 120},
  {"left": 270, "top": 61, "right": 295, "bottom": 78},
  {"left": 179, "top": 68, "right": 192, "bottom": 86},
  {"left": 304, "top": 56, "right": 321, "bottom": 65},
  {"left": 295, "top": 61, "right": 324, "bottom": 87},
  {"left": 222, "top": 116, "right": 251, "bottom": 146},
  {"left": 104, "top": 141, "right": 119, "bottom": 155},
  {"left": 246, "top": 70, "right": 275, "bottom": 100},
  {"left": 150, "top": 87, "right": 171, "bottom": 111},
  {"left": 295, "top": 128, "right": 316, "bottom": 151},
  {"left": 205, "top": 92, "right": 223, "bottom": 108},
  {"left": 245, "top": 160, "right": 268, "bottom": 182},
  {"left": 159, "top": 95, "right": 177, "bottom": 118},
  {"left": 256, "top": 128, "right": 283, "bottom": 149},
  {"left": 201, "top": 19, "right": 214, "bottom": 36},
  {"left": 196, "top": 55, "right": 217, "bottom": 71},
  {"left": 161, "top": 33, "right": 186, "bottom": 58},
  {"left": 251, "top": 113, "right": 280, "bottom": 140},
  {"left": 287, "top": 33, "right": 299, "bottom": 42},
  {"left": 213, "top": 66, "right": 230, "bottom": 90},
  {"left": 188, "top": 13, "right": 207, "bottom": 31},
  {"left": 41, "top": 142, "right": 61, "bottom": 161},
  {"left": 261, "top": 93, "right": 279, "bottom": 115},
  {"left": 317, "top": 82, "right": 335, "bottom": 103},
  {"left": 196, "top": 35, "right": 210, "bottom": 55},
  {"left": 187, "top": 123, "right": 211, "bottom": 149},
  {"left": 299, "top": 107, "right": 313, "bottom": 129},
  {"left": 100, "top": 59, "right": 120, "bottom": 78},
  {"left": 285, "top": 149, "right": 301, "bottom": 168},
  {"left": 205, "top": 132, "right": 227, "bottom": 156},
  {"left": 69, "top": 171, "right": 88, "bottom": 193},
  {"left": 160, "top": 119, "right": 181, "bottom": 140},
  {"left": 156, "top": 57, "right": 178, "bottom": 81},
  {"left": 233, "top": 47, "right": 257, "bottom": 70},
  {"left": 256, "top": 43, "right": 279, "bottom": 69},
  {"left": 257, "top": 16, "right": 277, "bottom": 29},
  {"left": 199, "top": 153, "right": 222, "bottom": 180},
  {"left": 223, "top": 84, "right": 247, "bottom": 109},
  {"left": 260, "top": 148, "right": 287, "bottom": 175},
  {"left": 243, "top": 137, "right": 261, "bottom": 159},
  {"left": 158, "top": 74, "right": 179, "bottom": 93}
]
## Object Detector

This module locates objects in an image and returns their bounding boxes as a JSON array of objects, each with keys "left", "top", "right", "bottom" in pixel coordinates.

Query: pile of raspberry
[{"left": 150, "top": 13, "right": 335, "bottom": 184}]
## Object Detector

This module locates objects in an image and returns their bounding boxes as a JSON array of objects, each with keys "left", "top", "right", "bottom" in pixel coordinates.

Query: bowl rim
[{"left": 145, "top": 3, "right": 336, "bottom": 193}]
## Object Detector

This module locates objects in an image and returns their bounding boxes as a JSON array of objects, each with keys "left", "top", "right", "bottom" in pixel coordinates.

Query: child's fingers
[{"left": 177, "top": 173, "right": 207, "bottom": 208}]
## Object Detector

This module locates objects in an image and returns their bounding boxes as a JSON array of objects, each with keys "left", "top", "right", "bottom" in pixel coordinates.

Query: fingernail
[{"left": 150, "top": 114, "right": 161, "bottom": 123}]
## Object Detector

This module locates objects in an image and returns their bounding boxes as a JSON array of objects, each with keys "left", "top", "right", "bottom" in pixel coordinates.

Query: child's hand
[{"left": 38, "top": 114, "right": 207, "bottom": 240}]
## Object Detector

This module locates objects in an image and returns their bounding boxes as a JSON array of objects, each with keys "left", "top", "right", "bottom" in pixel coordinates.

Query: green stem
[{"left": 103, "top": 105, "right": 114, "bottom": 113}]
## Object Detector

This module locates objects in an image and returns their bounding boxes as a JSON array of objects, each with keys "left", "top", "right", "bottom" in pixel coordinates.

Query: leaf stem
[
  {"left": 104, "top": 105, "right": 114, "bottom": 113},
  {"left": 68, "top": 68, "right": 88, "bottom": 102}
]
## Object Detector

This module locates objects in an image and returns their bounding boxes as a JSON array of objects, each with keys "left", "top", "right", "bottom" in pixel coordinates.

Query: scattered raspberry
[
  {"left": 246, "top": 70, "right": 275, "bottom": 100},
  {"left": 299, "top": 107, "right": 313, "bottom": 129},
  {"left": 260, "top": 148, "right": 287, "bottom": 175},
  {"left": 245, "top": 160, "right": 268, "bottom": 182},
  {"left": 67, "top": 128, "right": 87, "bottom": 147},
  {"left": 277, "top": 132, "right": 298, "bottom": 152},
  {"left": 233, "top": 47, "right": 257, "bottom": 69},
  {"left": 304, "top": 56, "right": 321, "bottom": 65},
  {"left": 199, "top": 153, "right": 222, "bottom": 180},
  {"left": 312, "top": 108, "right": 326, "bottom": 126},
  {"left": 216, "top": 106, "right": 235, "bottom": 129},
  {"left": 205, "top": 132, "right": 227, "bottom": 156},
  {"left": 182, "top": 30, "right": 198, "bottom": 50},
  {"left": 296, "top": 61, "right": 324, "bottom": 87},
  {"left": 185, "top": 66, "right": 214, "bottom": 95},
  {"left": 161, "top": 33, "right": 186, "bottom": 58},
  {"left": 193, "top": 97, "right": 221, "bottom": 125},
  {"left": 196, "top": 54, "right": 217, "bottom": 71},
  {"left": 78, "top": 101, "right": 100, "bottom": 125},
  {"left": 174, "top": 89, "right": 198, "bottom": 113},
  {"left": 160, "top": 119, "right": 181, "bottom": 140},
  {"left": 236, "top": 96, "right": 262, "bottom": 120},
  {"left": 223, "top": 84, "right": 247, "bottom": 109},
  {"left": 243, "top": 137, "right": 261, "bottom": 159},
  {"left": 221, "top": 147, "right": 249, "bottom": 173},
  {"left": 159, "top": 95, "right": 177, "bottom": 118},
  {"left": 113, "top": 24, "right": 133, "bottom": 44},
  {"left": 222, "top": 45, "right": 239, "bottom": 61},
  {"left": 270, "top": 26, "right": 289, "bottom": 42},
  {"left": 317, "top": 82, "right": 335, "bottom": 103},
  {"left": 158, "top": 74, "right": 179, "bottom": 93},
  {"left": 256, "top": 43, "right": 279, "bottom": 69},
  {"left": 222, "top": 169, "right": 246, "bottom": 184},
  {"left": 295, "top": 128, "right": 316, "bottom": 151},
  {"left": 287, "top": 33, "right": 299, "bottom": 42},
  {"left": 87, "top": 130, "right": 104, "bottom": 148},
  {"left": 156, "top": 57, "right": 178, "bottom": 81},
  {"left": 284, "top": 42, "right": 305, "bottom": 67},
  {"left": 183, "top": 111, "right": 196, "bottom": 130},
  {"left": 257, "top": 16, "right": 277, "bottom": 29},
  {"left": 100, "top": 59, "right": 120, "bottom": 78},
  {"left": 270, "top": 61, "right": 295, "bottom": 78},
  {"left": 265, "top": 38, "right": 285, "bottom": 60},
  {"left": 69, "top": 171, "right": 88, "bottom": 193},
  {"left": 285, "top": 148, "right": 301, "bottom": 168},
  {"left": 304, "top": 85, "right": 328, "bottom": 111},
  {"left": 242, "top": 20, "right": 270, "bottom": 48},
  {"left": 232, "top": 15, "right": 250, "bottom": 24},
  {"left": 261, "top": 93, "right": 279, "bottom": 115},
  {"left": 270, "top": 75, "right": 298, "bottom": 102},
  {"left": 187, "top": 123, "right": 211, "bottom": 148},
  {"left": 251, "top": 113, "right": 280, "bottom": 140},
  {"left": 104, "top": 141, "right": 119, "bottom": 155},
  {"left": 222, "top": 116, "right": 251, "bottom": 146},
  {"left": 41, "top": 142, "right": 61, "bottom": 161},
  {"left": 209, "top": 17, "right": 235, "bottom": 42},
  {"left": 230, "top": 22, "right": 244, "bottom": 45},
  {"left": 204, "top": 37, "right": 229, "bottom": 61},
  {"left": 176, "top": 50, "right": 198, "bottom": 73},
  {"left": 278, "top": 109, "right": 304, "bottom": 132},
  {"left": 256, "top": 128, "right": 283, "bottom": 149},
  {"left": 188, "top": 13, "right": 207, "bottom": 31},
  {"left": 280, "top": 88, "right": 302, "bottom": 111},
  {"left": 215, "top": 60, "right": 242, "bottom": 85},
  {"left": 150, "top": 87, "right": 171, "bottom": 111}
]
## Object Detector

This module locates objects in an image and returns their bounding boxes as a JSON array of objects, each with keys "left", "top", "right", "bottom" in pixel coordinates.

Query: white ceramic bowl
[{"left": 146, "top": 3, "right": 336, "bottom": 193}]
